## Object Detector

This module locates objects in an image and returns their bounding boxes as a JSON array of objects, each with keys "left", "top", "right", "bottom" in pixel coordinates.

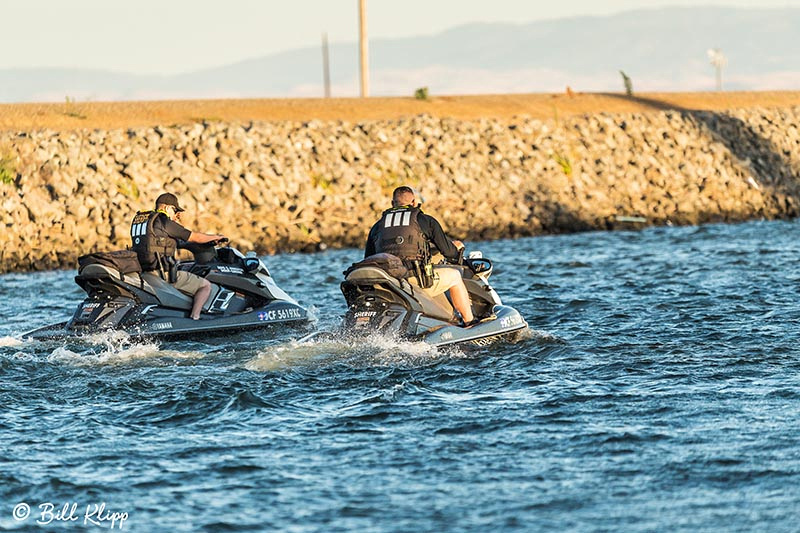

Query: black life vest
[
  {"left": 374, "top": 206, "right": 430, "bottom": 261},
  {"left": 130, "top": 210, "right": 178, "bottom": 271}
]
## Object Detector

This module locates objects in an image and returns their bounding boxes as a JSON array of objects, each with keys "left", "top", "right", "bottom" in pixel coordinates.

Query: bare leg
[
  {"left": 191, "top": 280, "right": 211, "bottom": 320},
  {"left": 449, "top": 281, "right": 474, "bottom": 324}
]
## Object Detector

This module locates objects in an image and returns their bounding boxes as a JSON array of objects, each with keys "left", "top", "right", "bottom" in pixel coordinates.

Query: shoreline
[{"left": 1, "top": 94, "right": 800, "bottom": 272}]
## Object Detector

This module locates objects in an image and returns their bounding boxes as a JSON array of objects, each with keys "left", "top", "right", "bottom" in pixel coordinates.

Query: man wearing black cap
[{"left": 130, "top": 192, "right": 226, "bottom": 320}]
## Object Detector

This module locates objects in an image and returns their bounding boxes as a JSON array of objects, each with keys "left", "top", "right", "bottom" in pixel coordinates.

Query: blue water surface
[{"left": 1, "top": 220, "right": 799, "bottom": 532}]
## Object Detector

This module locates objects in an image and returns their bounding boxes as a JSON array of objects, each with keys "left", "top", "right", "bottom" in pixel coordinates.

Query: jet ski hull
[
  {"left": 23, "top": 300, "right": 308, "bottom": 341},
  {"left": 417, "top": 305, "right": 527, "bottom": 347},
  {"left": 342, "top": 304, "right": 527, "bottom": 347}
]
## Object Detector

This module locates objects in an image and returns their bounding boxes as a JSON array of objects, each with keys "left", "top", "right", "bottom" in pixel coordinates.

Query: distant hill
[{"left": 3, "top": 6, "right": 800, "bottom": 103}]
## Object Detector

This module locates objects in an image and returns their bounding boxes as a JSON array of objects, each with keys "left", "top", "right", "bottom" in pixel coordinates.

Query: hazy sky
[{"left": 6, "top": 0, "right": 800, "bottom": 74}]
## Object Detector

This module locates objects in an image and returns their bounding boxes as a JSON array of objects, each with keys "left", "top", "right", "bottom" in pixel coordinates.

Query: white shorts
[{"left": 410, "top": 266, "right": 464, "bottom": 297}]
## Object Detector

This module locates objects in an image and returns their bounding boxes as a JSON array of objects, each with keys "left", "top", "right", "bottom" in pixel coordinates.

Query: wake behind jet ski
[
  {"left": 338, "top": 250, "right": 528, "bottom": 347},
  {"left": 23, "top": 242, "right": 309, "bottom": 341}
]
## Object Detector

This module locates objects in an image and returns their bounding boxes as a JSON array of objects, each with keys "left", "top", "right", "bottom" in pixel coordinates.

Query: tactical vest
[
  {"left": 375, "top": 207, "right": 430, "bottom": 261},
  {"left": 130, "top": 210, "right": 178, "bottom": 271}
]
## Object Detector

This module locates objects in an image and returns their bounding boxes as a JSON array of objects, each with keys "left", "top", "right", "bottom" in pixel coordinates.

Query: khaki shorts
[
  {"left": 173, "top": 270, "right": 206, "bottom": 296},
  {"left": 409, "top": 266, "right": 464, "bottom": 297}
]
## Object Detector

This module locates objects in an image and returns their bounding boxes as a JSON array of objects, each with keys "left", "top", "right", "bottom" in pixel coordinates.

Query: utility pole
[
  {"left": 358, "top": 0, "right": 369, "bottom": 97},
  {"left": 707, "top": 48, "right": 727, "bottom": 91},
  {"left": 322, "top": 32, "right": 331, "bottom": 98}
]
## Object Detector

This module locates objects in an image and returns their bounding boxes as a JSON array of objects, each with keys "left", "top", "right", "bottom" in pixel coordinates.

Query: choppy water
[{"left": 2, "top": 220, "right": 800, "bottom": 532}]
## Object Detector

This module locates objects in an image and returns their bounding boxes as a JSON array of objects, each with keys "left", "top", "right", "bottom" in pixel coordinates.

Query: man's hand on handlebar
[{"left": 445, "top": 240, "right": 466, "bottom": 265}]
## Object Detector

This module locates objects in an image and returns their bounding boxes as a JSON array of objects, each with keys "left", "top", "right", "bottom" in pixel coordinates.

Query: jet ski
[
  {"left": 24, "top": 242, "right": 308, "bottom": 341},
  {"left": 336, "top": 251, "right": 528, "bottom": 347}
]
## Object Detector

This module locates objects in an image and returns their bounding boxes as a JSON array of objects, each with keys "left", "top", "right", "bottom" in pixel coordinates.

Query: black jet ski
[
  {"left": 336, "top": 251, "right": 528, "bottom": 347},
  {"left": 24, "top": 243, "right": 308, "bottom": 340}
]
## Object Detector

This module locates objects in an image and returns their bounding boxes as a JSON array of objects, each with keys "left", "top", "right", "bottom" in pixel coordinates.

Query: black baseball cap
[{"left": 155, "top": 192, "right": 185, "bottom": 212}]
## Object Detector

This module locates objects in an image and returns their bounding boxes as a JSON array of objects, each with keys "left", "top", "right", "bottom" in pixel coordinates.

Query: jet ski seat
[
  {"left": 138, "top": 273, "right": 222, "bottom": 311},
  {"left": 139, "top": 273, "right": 194, "bottom": 310},
  {"left": 346, "top": 266, "right": 455, "bottom": 322},
  {"left": 77, "top": 264, "right": 220, "bottom": 311},
  {"left": 78, "top": 264, "right": 145, "bottom": 288}
]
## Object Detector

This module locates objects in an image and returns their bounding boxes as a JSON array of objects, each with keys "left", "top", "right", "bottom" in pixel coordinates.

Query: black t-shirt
[
  {"left": 365, "top": 211, "right": 459, "bottom": 259},
  {"left": 153, "top": 213, "right": 191, "bottom": 244}
]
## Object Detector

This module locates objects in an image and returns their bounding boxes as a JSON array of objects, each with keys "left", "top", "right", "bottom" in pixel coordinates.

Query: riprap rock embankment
[{"left": 1, "top": 106, "right": 799, "bottom": 272}]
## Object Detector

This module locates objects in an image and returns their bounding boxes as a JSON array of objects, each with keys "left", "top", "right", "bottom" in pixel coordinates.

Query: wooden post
[
  {"left": 358, "top": 0, "right": 369, "bottom": 97},
  {"left": 322, "top": 32, "right": 331, "bottom": 98}
]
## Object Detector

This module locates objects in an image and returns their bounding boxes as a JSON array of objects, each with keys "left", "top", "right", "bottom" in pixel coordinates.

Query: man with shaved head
[{"left": 364, "top": 186, "right": 475, "bottom": 326}]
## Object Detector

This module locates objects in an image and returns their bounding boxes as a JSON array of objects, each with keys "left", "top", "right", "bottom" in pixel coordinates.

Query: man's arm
[
  {"left": 163, "top": 217, "right": 224, "bottom": 244},
  {"left": 364, "top": 223, "right": 378, "bottom": 258},
  {"left": 187, "top": 231, "right": 226, "bottom": 244},
  {"left": 419, "top": 214, "right": 462, "bottom": 260}
]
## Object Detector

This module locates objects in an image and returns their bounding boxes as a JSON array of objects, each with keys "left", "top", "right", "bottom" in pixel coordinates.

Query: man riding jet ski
[
  {"left": 339, "top": 186, "right": 527, "bottom": 347},
  {"left": 24, "top": 193, "right": 307, "bottom": 340},
  {"left": 131, "top": 192, "right": 227, "bottom": 320},
  {"left": 364, "top": 186, "right": 475, "bottom": 326}
]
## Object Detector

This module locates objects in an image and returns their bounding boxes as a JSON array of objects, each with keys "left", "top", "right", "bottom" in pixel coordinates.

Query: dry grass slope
[{"left": 2, "top": 91, "right": 799, "bottom": 132}]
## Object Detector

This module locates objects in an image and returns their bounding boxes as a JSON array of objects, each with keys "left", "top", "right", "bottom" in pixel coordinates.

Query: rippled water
[{"left": 2, "top": 220, "right": 799, "bottom": 532}]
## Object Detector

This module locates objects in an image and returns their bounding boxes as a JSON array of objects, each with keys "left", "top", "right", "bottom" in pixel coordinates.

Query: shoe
[{"left": 460, "top": 318, "right": 480, "bottom": 328}]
